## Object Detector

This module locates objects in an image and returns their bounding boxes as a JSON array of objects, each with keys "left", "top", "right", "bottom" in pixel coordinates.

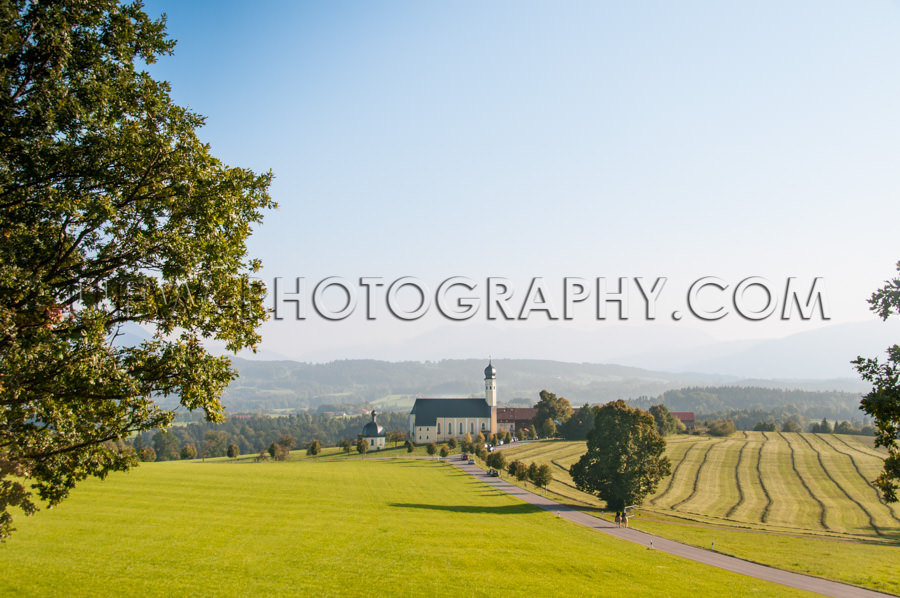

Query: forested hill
[
  {"left": 628, "top": 386, "right": 865, "bottom": 423},
  {"left": 214, "top": 358, "right": 729, "bottom": 413},
  {"left": 197, "top": 358, "right": 867, "bottom": 415}
]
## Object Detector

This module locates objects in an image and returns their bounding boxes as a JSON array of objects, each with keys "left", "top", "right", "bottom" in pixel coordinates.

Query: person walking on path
[
  {"left": 615, "top": 511, "right": 621, "bottom": 527},
  {"left": 622, "top": 510, "right": 629, "bottom": 529}
]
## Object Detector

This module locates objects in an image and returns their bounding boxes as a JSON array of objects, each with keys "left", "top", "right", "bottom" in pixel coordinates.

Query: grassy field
[
  {"left": 501, "top": 434, "right": 900, "bottom": 594},
  {"left": 0, "top": 455, "right": 818, "bottom": 597}
]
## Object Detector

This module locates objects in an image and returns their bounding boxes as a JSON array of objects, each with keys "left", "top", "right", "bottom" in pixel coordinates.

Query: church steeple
[{"left": 484, "top": 359, "right": 496, "bottom": 407}]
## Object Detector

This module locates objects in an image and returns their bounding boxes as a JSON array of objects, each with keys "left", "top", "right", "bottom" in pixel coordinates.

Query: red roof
[
  {"left": 496, "top": 407, "right": 537, "bottom": 422},
  {"left": 670, "top": 411, "right": 695, "bottom": 421}
]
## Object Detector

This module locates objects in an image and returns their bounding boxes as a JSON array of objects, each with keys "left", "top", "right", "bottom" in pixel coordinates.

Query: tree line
[{"left": 130, "top": 411, "right": 410, "bottom": 461}]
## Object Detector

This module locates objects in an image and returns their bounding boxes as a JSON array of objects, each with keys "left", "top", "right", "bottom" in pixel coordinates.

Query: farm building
[
  {"left": 496, "top": 407, "right": 537, "bottom": 436},
  {"left": 671, "top": 411, "right": 695, "bottom": 430},
  {"left": 408, "top": 361, "right": 498, "bottom": 443}
]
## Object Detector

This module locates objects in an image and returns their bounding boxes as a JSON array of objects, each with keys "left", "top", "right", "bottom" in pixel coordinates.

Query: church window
[
  {"left": 470, "top": 422, "right": 474, "bottom": 434},
  {"left": 459, "top": 422, "right": 463, "bottom": 435},
  {"left": 437, "top": 423, "right": 441, "bottom": 435},
  {"left": 481, "top": 422, "right": 486, "bottom": 431}
]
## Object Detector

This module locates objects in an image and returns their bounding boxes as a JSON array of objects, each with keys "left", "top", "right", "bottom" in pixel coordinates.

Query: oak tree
[
  {"left": 306, "top": 439, "right": 321, "bottom": 457},
  {"left": 533, "top": 390, "right": 573, "bottom": 431},
  {"left": 569, "top": 400, "right": 671, "bottom": 511},
  {"left": 356, "top": 437, "right": 369, "bottom": 457},
  {"left": 0, "top": 1, "right": 273, "bottom": 539},
  {"left": 531, "top": 463, "right": 552, "bottom": 490},
  {"left": 853, "top": 261, "right": 900, "bottom": 502},
  {"left": 226, "top": 443, "right": 240, "bottom": 460}
]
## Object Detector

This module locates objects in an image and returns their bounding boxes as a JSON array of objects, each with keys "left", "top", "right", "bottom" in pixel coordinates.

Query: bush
[
  {"left": 306, "top": 439, "right": 321, "bottom": 456},
  {"left": 753, "top": 421, "right": 776, "bottom": 432},
  {"left": 486, "top": 451, "right": 507, "bottom": 471},
  {"left": 708, "top": 419, "right": 736, "bottom": 437},
  {"left": 138, "top": 446, "right": 157, "bottom": 462},
  {"left": 782, "top": 418, "right": 802, "bottom": 433},
  {"left": 180, "top": 443, "right": 197, "bottom": 460}
]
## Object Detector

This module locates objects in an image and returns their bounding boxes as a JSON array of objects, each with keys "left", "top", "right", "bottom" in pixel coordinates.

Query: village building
[
  {"left": 496, "top": 407, "right": 537, "bottom": 437},
  {"left": 409, "top": 361, "right": 498, "bottom": 443},
  {"left": 361, "top": 409, "right": 386, "bottom": 450},
  {"left": 671, "top": 411, "right": 696, "bottom": 430}
]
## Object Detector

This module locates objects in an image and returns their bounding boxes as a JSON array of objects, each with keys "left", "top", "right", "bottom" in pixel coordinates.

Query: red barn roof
[{"left": 670, "top": 411, "right": 695, "bottom": 422}]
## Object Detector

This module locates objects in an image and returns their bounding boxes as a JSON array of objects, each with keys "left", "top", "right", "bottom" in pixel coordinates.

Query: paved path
[{"left": 453, "top": 460, "right": 893, "bottom": 598}]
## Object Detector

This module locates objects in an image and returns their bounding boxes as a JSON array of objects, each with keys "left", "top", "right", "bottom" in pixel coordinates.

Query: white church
[{"left": 408, "top": 361, "right": 498, "bottom": 444}]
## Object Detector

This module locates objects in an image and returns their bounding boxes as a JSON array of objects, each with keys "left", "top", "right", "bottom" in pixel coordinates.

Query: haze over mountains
[
  {"left": 126, "top": 318, "right": 900, "bottom": 415},
  {"left": 283, "top": 319, "right": 899, "bottom": 381}
]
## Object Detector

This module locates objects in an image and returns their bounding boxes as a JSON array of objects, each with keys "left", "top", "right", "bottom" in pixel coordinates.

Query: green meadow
[
  {"left": 502, "top": 433, "right": 900, "bottom": 595},
  {"left": 0, "top": 456, "right": 815, "bottom": 597}
]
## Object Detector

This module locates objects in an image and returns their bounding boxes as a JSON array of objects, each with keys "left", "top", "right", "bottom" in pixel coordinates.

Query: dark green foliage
[
  {"left": 340, "top": 439, "right": 353, "bottom": 455},
  {"left": 134, "top": 411, "right": 410, "bottom": 460},
  {"left": 649, "top": 405, "right": 685, "bottom": 436},
  {"left": 486, "top": 451, "right": 506, "bottom": 472},
  {"left": 782, "top": 418, "right": 802, "bottom": 433},
  {"left": 540, "top": 418, "right": 557, "bottom": 438},
  {"left": 708, "top": 419, "right": 736, "bottom": 437},
  {"left": 447, "top": 437, "right": 457, "bottom": 450},
  {"left": 226, "top": 443, "right": 240, "bottom": 459},
  {"left": 834, "top": 421, "right": 854, "bottom": 434},
  {"left": 809, "top": 418, "right": 833, "bottom": 434},
  {"left": 853, "top": 261, "right": 900, "bottom": 502},
  {"left": 405, "top": 439, "right": 415, "bottom": 453},
  {"left": 560, "top": 404, "right": 595, "bottom": 440},
  {"left": 0, "top": 1, "right": 273, "bottom": 539},
  {"left": 202, "top": 431, "right": 228, "bottom": 458},
  {"left": 153, "top": 430, "right": 180, "bottom": 461},
  {"left": 753, "top": 421, "right": 777, "bottom": 432},
  {"left": 356, "top": 437, "right": 369, "bottom": 456},
  {"left": 426, "top": 442, "right": 437, "bottom": 456},
  {"left": 533, "top": 390, "right": 573, "bottom": 431},
  {"left": 180, "top": 443, "right": 197, "bottom": 460},
  {"left": 651, "top": 387, "right": 863, "bottom": 424},
  {"left": 138, "top": 447, "right": 156, "bottom": 462},
  {"left": 531, "top": 463, "right": 553, "bottom": 489},
  {"left": 570, "top": 400, "right": 671, "bottom": 511},
  {"left": 439, "top": 445, "right": 449, "bottom": 458},
  {"left": 306, "top": 440, "right": 321, "bottom": 457},
  {"left": 508, "top": 460, "right": 528, "bottom": 482},
  {"left": 268, "top": 442, "right": 287, "bottom": 461}
]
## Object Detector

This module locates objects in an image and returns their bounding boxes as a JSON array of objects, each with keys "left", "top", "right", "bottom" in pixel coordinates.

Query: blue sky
[{"left": 142, "top": 1, "right": 900, "bottom": 366}]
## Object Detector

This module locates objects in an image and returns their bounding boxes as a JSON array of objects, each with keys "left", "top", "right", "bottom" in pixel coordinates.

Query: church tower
[
  {"left": 484, "top": 360, "right": 498, "bottom": 435},
  {"left": 484, "top": 359, "right": 496, "bottom": 406}
]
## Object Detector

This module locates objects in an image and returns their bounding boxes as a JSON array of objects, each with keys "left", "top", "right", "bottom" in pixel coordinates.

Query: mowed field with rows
[
  {"left": 504, "top": 432, "right": 900, "bottom": 538},
  {"left": 501, "top": 433, "right": 900, "bottom": 594}
]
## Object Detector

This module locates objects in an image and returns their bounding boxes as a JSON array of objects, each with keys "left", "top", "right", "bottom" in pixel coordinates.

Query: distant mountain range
[
  {"left": 211, "top": 357, "right": 868, "bottom": 416},
  {"left": 117, "top": 319, "right": 894, "bottom": 417},
  {"left": 284, "top": 318, "right": 900, "bottom": 381}
]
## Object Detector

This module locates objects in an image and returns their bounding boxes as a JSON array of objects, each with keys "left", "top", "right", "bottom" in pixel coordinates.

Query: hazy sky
[{"left": 143, "top": 1, "right": 900, "bottom": 364}]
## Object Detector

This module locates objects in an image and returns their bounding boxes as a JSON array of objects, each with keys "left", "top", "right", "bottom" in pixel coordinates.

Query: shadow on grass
[{"left": 389, "top": 502, "right": 541, "bottom": 515}]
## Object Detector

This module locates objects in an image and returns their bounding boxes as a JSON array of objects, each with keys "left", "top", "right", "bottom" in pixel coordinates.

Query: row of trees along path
[{"left": 453, "top": 446, "right": 892, "bottom": 598}]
